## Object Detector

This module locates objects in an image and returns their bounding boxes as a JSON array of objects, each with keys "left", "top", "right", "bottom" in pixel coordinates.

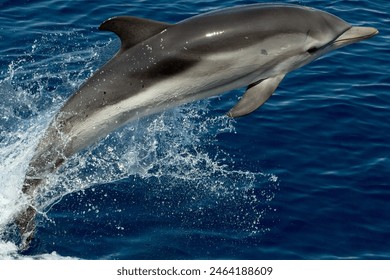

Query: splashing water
[{"left": 0, "top": 29, "right": 279, "bottom": 259}]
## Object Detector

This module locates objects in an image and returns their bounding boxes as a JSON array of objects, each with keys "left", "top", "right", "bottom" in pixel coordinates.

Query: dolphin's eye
[{"left": 307, "top": 46, "right": 319, "bottom": 54}]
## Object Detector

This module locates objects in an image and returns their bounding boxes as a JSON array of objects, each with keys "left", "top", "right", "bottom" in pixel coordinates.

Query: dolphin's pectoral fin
[
  {"left": 99, "top": 16, "right": 172, "bottom": 53},
  {"left": 227, "top": 74, "right": 285, "bottom": 118}
]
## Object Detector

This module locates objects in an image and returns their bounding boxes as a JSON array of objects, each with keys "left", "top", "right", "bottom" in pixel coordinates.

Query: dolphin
[{"left": 15, "top": 4, "right": 378, "bottom": 249}]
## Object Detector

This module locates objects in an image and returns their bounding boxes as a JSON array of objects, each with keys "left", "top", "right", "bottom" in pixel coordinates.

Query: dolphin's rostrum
[{"left": 16, "top": 4, "right": 378, "bottom": 250}]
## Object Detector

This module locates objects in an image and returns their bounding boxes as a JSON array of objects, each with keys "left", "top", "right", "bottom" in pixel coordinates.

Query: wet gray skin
[{"left": 16, "top": 4, "right": 378, "bottom": 250}]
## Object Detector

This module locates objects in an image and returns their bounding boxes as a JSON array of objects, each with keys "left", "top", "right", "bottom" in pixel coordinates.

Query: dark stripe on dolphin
[{"left": 141, "top": 57, "right": 200, "bottom": 79}]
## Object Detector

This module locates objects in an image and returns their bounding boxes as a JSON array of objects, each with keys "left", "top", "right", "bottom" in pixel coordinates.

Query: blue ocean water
[{"left": 0, "top": 0, "right": 389, "bottom": 260}]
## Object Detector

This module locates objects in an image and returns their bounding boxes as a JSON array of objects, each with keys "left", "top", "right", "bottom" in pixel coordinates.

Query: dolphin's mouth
[
  {"left": 308, "top": 26, "right": 379, "bottom": 54},
  {"left": 333, "top": 26, "right": 379, "bottom": 46},
  {"left": 306, "top": 26, "right": 378, "bottom": 55}
]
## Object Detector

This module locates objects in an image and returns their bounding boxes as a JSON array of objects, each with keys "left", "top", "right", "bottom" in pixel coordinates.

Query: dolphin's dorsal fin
[
  {"left": 99, "top": 16, "right": 172, "bottom": 53},
  {"left": 227, "top": 74, "right": 285, "bottom": 118}
]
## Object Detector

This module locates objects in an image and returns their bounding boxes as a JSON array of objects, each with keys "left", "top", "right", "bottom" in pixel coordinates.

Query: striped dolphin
[{"left": 16, "top": 4, "right": 378, "bottom": 249}]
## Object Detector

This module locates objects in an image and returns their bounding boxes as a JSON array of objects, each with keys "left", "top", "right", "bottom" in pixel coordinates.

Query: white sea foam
[{"left": 0, "top": 31, "right": 108, "bottom": 259}]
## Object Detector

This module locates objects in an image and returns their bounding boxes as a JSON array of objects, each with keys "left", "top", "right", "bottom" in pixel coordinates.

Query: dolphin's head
[
  {"left": 300, "top": 8, "right": 378, "bottom": 60},
  {"left": 250, "top": 5, "right": 379, "bottom": 74}
]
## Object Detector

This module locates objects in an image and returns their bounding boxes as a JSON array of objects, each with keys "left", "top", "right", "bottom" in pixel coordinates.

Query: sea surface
[{"left": 0, "top": 0, "right": 389, "bottom": 260}]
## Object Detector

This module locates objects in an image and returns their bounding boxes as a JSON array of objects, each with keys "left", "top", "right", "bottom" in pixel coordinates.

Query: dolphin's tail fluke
[
  {"left": 15, "top": 177, "right": 42, "bottom": 251},
  {"left": 15, "top": 139, "right": 67, "bottom": 250},
  {"left": 15, "top": 205, "right": 36, "bottom": 251}
]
